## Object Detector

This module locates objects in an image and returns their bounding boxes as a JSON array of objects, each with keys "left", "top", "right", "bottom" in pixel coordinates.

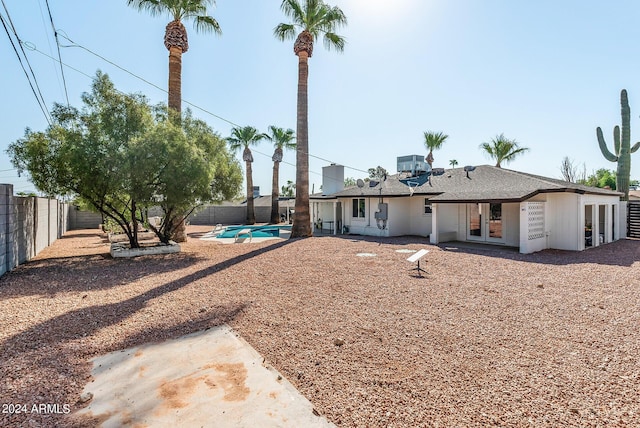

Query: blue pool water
[{"left": 216, "top": 225, "right": 292, "bottom": 239}]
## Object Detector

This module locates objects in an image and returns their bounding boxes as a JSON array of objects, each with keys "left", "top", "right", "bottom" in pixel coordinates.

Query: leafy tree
[
  {"left": 580, "top": 168, "right": 616, "bottom": 189},
  {"left": 127, "top": 0, "right": 222, "bottom": 116},
  {"left": 266, "top": 126, "right": 296, "bottom": 223},
  {"left": 367, "top": 166, "right": 388, "bottom": 180},
  {"left": 281, "top": 179, "right": 295, "bottom": 197},
  {"left": 227, "top": 126, "right": 266, "bottom": 225},
  {"left": 423, "top": 131, "right": 448, "bottom": 167},
  {"left": 7, "top": 72, "right": 241, "bottom": 247},
  {"left": 344, "top": 177, "right": 356, "bottom": 187},
  {"left": 479, "top": 134, "right": 530, "bottom": 167},
  {"left": 274, "top": 0, "right": 347, "bottom": 238}
]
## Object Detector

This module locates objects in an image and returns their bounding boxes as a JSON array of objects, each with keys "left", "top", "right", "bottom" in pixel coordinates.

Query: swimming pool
[{"left": 216, "top": 225, "right": 292, "bottom": 239}]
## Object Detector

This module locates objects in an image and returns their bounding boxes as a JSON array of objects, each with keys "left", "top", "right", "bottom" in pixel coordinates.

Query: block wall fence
[{"left": 0, "top": 184, "right": 70, "bottom": 277}]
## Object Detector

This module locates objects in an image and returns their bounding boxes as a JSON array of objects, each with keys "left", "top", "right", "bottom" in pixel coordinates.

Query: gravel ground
[{"left": 1, "top": 226, "right": 639, "bottom": 427}]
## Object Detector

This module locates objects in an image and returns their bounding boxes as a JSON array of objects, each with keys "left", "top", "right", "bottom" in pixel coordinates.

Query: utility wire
[
  {"left": 26, "top": 33, "right": 374, "bottom": 187},
  {"left": 0, "top": 0, "right": 52, "bottom": 124},
  {"left": 54, "top": 33, "right": 372, "bottom": 177},
  {"left": 43, "top": 0, "right": 69, "bottom": 105}
]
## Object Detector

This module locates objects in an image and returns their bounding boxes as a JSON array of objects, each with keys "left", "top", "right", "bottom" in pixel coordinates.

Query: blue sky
[{"left": 2, "top": 0, "right": 640, "bottom": 196}]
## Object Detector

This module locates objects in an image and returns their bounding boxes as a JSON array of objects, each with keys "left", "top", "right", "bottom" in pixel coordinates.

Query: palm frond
[
  {"left": 280, "top": 0, "right": 305, "bottom": 22},
  {"left": 267, "top": 126, "right": 296, "bottom": 149},
  {"left": 126, "top": 0, "right": 165, "bottom": 16},
  {"left": 276, "top": 0, "right": 347, "bottom": 52},
  {"left": 323, "top": 32, "right": 346, "bottom": 52},
  {"left": 227, "top": 126, "right": 265, "bottom": 151},
  {"left": 423, "top": 131, "right": 449, "bottom": 151},
  {"left": 274, "top": 23, "right": 297, "bottom": 41},
  {"left": 193, "top": 15, "right": 222, "bottom": 35}
]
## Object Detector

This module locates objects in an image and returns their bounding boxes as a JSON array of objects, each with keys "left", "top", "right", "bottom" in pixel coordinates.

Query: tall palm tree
[
  {"left": 423, "top": 131, "right": 448, "bottom": 167},
  {"left": 266, "top": 126, "right": 296, "bottom": 224},
  {"left": 479, "top": 133, "right": 530, "bottom": 167},
  {"left": 227, "top": 126, "right": 266, "bottom": 225},
  {"left": 127, "top": 0, "right": 221, "bottom": 116},
  {"left": 274, "top": 0, "right": 347, "bottom": 238}
]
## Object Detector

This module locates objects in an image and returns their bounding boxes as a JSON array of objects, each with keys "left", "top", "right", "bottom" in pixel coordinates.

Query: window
[
  {"left": 424, "top": 199, "right": 432, "bottom": 214},
  {"left": 352, "top": 198, "right": 365, "bottom": 218}
]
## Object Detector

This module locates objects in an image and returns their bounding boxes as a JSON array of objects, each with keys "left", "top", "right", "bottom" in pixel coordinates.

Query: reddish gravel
[{"left": 1, "top": 227, "right": 639, "bottom": 427}]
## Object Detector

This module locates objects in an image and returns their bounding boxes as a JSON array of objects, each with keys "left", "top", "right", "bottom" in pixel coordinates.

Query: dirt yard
[{"left": 1, "top": 226, "right": 639, "bottom": 427}]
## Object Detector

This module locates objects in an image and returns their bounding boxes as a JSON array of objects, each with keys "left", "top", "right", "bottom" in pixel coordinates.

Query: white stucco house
[{"left": 310, "top": 160, "right": 626, "bottom": 254}]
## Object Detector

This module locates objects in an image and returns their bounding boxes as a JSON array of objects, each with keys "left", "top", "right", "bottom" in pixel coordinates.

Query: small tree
[
  {"left": 423, "top": 131, "right": 448, "bottom": 167},
  {"left": 449, "top": 159, "right": 458, "bottom": 168},
  {"left": 560, "top": 156, "right": 579, "bottom": 182},
  {"left": 479, "top": 134, "right": 529, "bottom": 167},
  {"left": 266, "top": 126, "right": 296, "bottom": 223},
  {"left": 281, "top": 180, "right": 295, "bottom": 197},
  {"left": 344, "top": 177, "right": 356, "bottom": 187},
  {"left": 367, "top": 166, "right": 388, "bottom": 180},
  {"left": 227, "top": 126, "right": 266, "bottom": 225},
  {"left": 580, "top": 168, "right": 616, "bottom": 189}
]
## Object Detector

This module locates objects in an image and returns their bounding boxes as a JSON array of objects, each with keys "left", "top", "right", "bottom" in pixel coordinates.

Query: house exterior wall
[
  {"left": 324, "top": 191, "right": 622, "bottom": 254},
  {"left": 388, "top": 198, "right": 411, "bottom": 236},
  {"left": 409, "top": 197, "right": 432, "bottom": 236},
  {"left": 384, "top": 197, "right": 431, "bottom": 237},
  {"left": 519, "top": 201, "right": 547, "bottom": 254},
  {"left": 523, "top": 192, "right": 622, "bottom": 252},
  {"left": 432, "top": 203, "right": 460, "bottom": 242},
  {"left": 503, "top": 203, "right": 520, "bottom": 247}
]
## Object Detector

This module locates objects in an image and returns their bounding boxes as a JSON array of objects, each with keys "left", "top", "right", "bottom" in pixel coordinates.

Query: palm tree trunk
[
  {"left": 271, "top": 161, "right": 280, "bottom": 224},
  {"left": 291, "top": 51, "right": 312, "bottom": 238},
  {"left": 246, "top": 161, "right": 256, "bottom": 225},
  {"left": 168, "top": 46, "right": 182, "bottom": 115}
]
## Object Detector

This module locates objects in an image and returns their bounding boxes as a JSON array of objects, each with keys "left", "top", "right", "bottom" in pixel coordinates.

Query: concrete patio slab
[{"left": 76, "top": 325, "right": 334, "bottom": 427}]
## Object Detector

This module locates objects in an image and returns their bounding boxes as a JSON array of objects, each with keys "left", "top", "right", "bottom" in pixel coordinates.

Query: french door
[{"left": 466, "top": 203, "right": 504, "bottom": 243}]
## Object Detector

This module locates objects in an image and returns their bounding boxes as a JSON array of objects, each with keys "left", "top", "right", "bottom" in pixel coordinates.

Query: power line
[
  {"left": 25, "top": 32, "right": 373, "bottom": 186},
  {"left": 54, "top": 32, "right": 372, "bottom": 177},
  {"left": 0, "top": 6, "right": 51, "bottom": 125},
  {"left": 43, "top": 0, "right": 69, "bottom": 105}
]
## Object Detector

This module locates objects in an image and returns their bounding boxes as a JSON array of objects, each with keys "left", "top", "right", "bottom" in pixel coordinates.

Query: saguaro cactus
[{"left": 596, "top": 89, "right": 640, "bottom": 200}]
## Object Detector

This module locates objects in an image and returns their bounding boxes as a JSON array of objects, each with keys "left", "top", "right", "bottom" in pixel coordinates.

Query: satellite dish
[
  {"left": 356, "top": 179, "right": 365, "bottom": 188},
  {"left": 463, "top": 165, "right": 476, "bottom": 178}
]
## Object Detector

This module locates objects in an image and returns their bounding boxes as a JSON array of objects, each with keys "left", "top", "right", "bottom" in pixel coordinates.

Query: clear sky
[{"left": 2, "top": 0, "right": 640, "bottom": 196}]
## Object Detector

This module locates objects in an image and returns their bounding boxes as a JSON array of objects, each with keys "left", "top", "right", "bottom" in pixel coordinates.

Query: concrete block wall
[
  {"left": 15, "top": 197, "right": 35, "bottom": 264},
  {"left": 188, "top": 206, "right": 271, "bottom": 225},
  {"left": 0, "top": 185, "right": 70, "bottom": 278},
  {"left": 68, "top": 207, "right": 102, "bottom": 230},
  {"left": 0, "top": 184, "right": 16, "bottom": 277}
]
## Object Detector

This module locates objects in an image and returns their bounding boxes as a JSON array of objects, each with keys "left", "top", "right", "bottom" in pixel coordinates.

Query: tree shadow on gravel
[
  {"left": 0, "top": 238, "right": 291, "bottom": 426},
  {"left": 440, "top": 238, "right": 640, "bottom": 267},
  {"left": 322, "top": 233, "right": 640, "bottom": 267},
  {"left": 0, "top": 252, "right": 204, "bottom": 298}
]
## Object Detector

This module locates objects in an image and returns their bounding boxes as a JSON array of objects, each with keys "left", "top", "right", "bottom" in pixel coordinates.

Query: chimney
[{"left": 322, "top": 164, "right": 345, "bottom": 195}]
